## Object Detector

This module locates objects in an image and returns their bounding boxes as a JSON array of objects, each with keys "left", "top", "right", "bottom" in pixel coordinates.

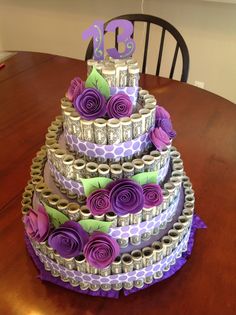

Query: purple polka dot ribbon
[
  {"left": 64, "top": 129, "right": 151, "bottom": 159},
  {"left": 31, "top": 228, "right": 191, "bottom": 285},
  {"left": 109, "top": 190, "right": 181, "bottom": 239},
  {"left": 110, "top": 86, "right": 139, "bottom": 105},
  {"left": 48, "top": 158, "right": 170, "bottom": 198}
]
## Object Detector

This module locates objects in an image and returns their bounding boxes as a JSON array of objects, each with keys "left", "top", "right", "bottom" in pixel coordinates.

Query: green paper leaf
[
  {"left": 79, "top": 219, "right": 113, "bottom": 234},
  {"left": 131, "top": 171, "right": 158, "bottom": 185},
  {"left": 85, "top": 66, "right": 110, "bottom": 99},
  {"left": 80, "top": 177, "right": 113, "bottom": 197},
  {"left": 43, "top": 202, "right": 69, "bottom": 228}
]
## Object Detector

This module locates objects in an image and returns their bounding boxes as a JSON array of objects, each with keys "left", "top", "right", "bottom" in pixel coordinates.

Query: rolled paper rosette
[
  {"left": 86, "top": 189, "right": 111, "bottom": 216},
  {"left": 74, "top": 88, "right": 106, "bottom": 120},
  {"left": 155, "top": 106, "right": 176, "bottom": 139},
  {"left": 84, "top": 232, "right": 120, "bottom": 268},
  {"left": 23, "top": 205, "right": 50, "bottom": 242},
  {"left": 142, "top": 183, "right": 163, "bottom": 208},
  {"left": 108, "top": 178, "right": 144, "bottom": 215},
  {"left": 150, "top": 127, "right": 170, "bottom": 151},
  {"left": 48, "top": 221, "right": 89, "bottom": 259},
  {"left": 106, "top": 93, "right": 132, "bottom": 119},
  {"left": 157, "top": 118, "right": 176, "bottom": 139},
  {"left": 66, "top": 77, "right": 85, "bottom": 102}
]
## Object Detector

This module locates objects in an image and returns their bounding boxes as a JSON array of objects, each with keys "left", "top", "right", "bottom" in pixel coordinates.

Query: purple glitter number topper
[{"left": 82, "top": 19, "right": 135, "bottom": 60}]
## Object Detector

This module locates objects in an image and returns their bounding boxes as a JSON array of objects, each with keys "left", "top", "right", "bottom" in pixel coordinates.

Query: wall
[{"left": 0, "top": 0, "right": 235, "bottom": 103}]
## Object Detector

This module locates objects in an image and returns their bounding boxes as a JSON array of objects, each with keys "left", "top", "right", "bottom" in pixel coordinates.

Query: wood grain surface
[{"left": 0, "top": 52, "right": 235, "bottom": 315}]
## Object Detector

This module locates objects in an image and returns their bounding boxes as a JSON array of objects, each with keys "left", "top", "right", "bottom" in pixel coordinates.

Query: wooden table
[{"left": 0, "top": 52, "right": 235, "bottom": 315}]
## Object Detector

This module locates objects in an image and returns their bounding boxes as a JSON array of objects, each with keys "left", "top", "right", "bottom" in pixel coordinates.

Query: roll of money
[
  {"left": 164, "top": 182, "right": 176, "bottom": 205},
  {"left": 144, "top": 102, "right": 156, "bottom": 126},
  {"left": 131, "top": 250, "right": 144, "bottom": 288},
  {"left": 63, "top": 107, "right": 74, "bottom": 133},
  {"left": 48, "top": 194, "right": 60, "bottom": 208},
  {"left": 131, "top": 113, "right": 143, "bottom": 138},
  {"left": 54, "top": 149, "right": 66, "bottom": 171},
  {"left": 41, "top": 188, "right": 53, "bottom": 203},
  {"left": 142, "top": 155, "right": 156, "bottom": 172},
  {"left": 70, "top": 111, "right": 82, "bottom": 138},
  {"left": 139, "top": 108, "right": 152, "bottom": 133},
  {"left": 110, "top": 164, "right": 123, "bottom": 180},
  {"left": 105, "top": 212, "right": 117, "bottom": 228},
  {"left": 122, "top": 162, "right": 134, "bottom": 178},
  {"left": 150, "top": 150, "right": 161, "bottom": 171},
  {"left": 162, "top": 235, "right": 173, "bottom": 257},
  {"left": 87, "top": 59, "right": 97, "bottom": 75},
  {"left": 138, "top": 89, "right": 149, "bottom": 106},
  {"left": 94, "top": 118, "right": 107, "bottom": 145},
  {"left": 80, "top": 206, "right": 92, "bottom": 220},
  {"left": 111, "top": 256, "right": 123, "bottom": 291},
  {"left": 73, "top": 159, "right": 86, "bottom": 180},
  {"left": 75, "top": 254, "right": 87, "bottom": 272},
  {"left": 107, "top": 118, "right": 121, "bottom": 144},
  {"left": 117, "top": 214, "right": 129, "bottom": 248},
  {"left": 102, "top": 66, "right": 116, "bottom": 87},
  {"left": 128, "top": 65, "right": 140, "bottom": 87},
  {"left": 152, "top": 241, "right": 164, "bottom": 279},
  {"left": 121, "top": 254, "right": 134, "bottom": 290},
  {"left": 64, "top": 257, "right": 75, "bottom": 270},
  {"left": 67, "top": 203, "right": 80, "bottom": 221},
  {"left": 130, "top": 210, "right": 142, "bottom": 245},
  {"left": 142, "top": 247, "right": 154, "bottom": 284},
  {"left": 132, "top": 158, "right": 145, "bottom": 174},
  {"left": 56, "top": 198, "right": 69, "bottom": 215},
  {"left": 98, "top": 164, "right": 110, "bottom": 178},
  {"left": 115, "top": 64, "right": 128, "bottom": 87},
  {"left": 86, "top": 162, "right": 98, "bottom": 178},
  {"left": 81, "top": 119, "right": 94, "bottom": 142},
  {"left": 62, "top": 154, "right": 75, "bottom": 179},
  {"left": 120, "top": 117, "right": 132, "bottom": 142}
]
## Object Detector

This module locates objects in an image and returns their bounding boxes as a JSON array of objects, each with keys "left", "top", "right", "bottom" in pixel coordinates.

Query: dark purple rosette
[
  {"left": 84, "top": 232, "right": 120, "bottom": 268},
  {"left": 106, "top": 93, "right": 132, "bottom": 119},
  {"left": 66, "top": 77, "right": 85, "bottom": 102},
  {"left": 86, "top": 189, "right": 111, "bottom": 216},
  {"left": 74, "top": 88, "right": 106, "bottom": 120},
  {"left": 23, "top": 205, "right": 50, "bottom": 242},
  {"left": 109, "top": 178, "right": 144, "bottom": 215},
  {"left": 48, "top": 221, "right": 89, "bottom": 258},
  {"left": 150, "top": 127, "right": 170, "bottom": 151},
  {"left": 156, "top": 106, "right": 170, "bottom": 121},
  {"left": 142, "top": 183, "right": 163, "bottom": 208}
]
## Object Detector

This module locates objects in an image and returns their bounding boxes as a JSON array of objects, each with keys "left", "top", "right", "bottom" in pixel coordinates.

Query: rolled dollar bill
[
  {"left": 131, "top": 113, "right": 143, "bottom": 138},
  {"left": 122, "top": 162, "right": 134, "bottom": 178},
  {"left": 105, "top": 212, "right": 118, "bottom": 228},
  {"left": 75, "top": 254, "right": 87, "bottom": 272},
  {"left": 142, "top": 155, "right": 156, "bottom": 172},
  {"left": 80, "top": 206, "right": 92, "bottom": 220},
  {"left": 121, "top": 254, "right": 134, "bottom": 290},
  {"left": 111, "top": 256, "right": 123, "bottom": 291},
  {"left": 94, "top": 118, "right": 107, "bottom": 145},
  {"left": 73, "top": 159, "right": 86, "bottom": 180},
  {"left": 86, "top": 162, "right": 98, "bottom": 178},
  {"left": 62, "top": 154, "right": 75, "bottom": 179},
  {"left": 120, "top": 117, "right": 132, "bottom": 142},
  {"left": 131, "top": 250, "right": 144, "bottom": 288},
  {"left": 70, "top": 111, "right": 82, "bottom": 138},
  {"left": 56, "top": 198, "right": 69, "bottom": 215},
  {"left": 67, "top": 203, "right": 80, "bottom": 221},
  {"left": 107, "top": 118, "right": 121, "bottom": 144},
  {"left": 98, "top": 164, "right": 110, "bottom": 178},
  {"left": 110, "top": 164, "right": 123, "bottom": 180},
  {"left": 142, "top": 247, "right": 154, "bottom": 284},
  {"left": 139, "top": 108, "right": 152, "bottom": 133},
  {"left": 81, "top": 119, "right": 94, "bottom": 142},
  {"left": 150, "top": 150, "right": 161, "bottom": 170}
]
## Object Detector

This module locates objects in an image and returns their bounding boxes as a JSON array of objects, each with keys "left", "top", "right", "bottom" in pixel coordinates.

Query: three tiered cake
[{"left": 22, "top": 56, "right": 205, "bottom": 298}]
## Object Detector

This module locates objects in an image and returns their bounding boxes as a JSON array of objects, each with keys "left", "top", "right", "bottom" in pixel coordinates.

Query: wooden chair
[{"left": 85, "top": 14, "right": 190, "bottom": 82}]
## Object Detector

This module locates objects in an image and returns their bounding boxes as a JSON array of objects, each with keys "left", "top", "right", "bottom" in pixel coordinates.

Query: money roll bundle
[{"left": 22, "top": 55, "right": 204, "bottom": 299}]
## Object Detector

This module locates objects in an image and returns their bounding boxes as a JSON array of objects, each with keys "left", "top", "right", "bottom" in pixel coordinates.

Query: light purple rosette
[
  {"left": 158, "top": 118, "right": 176, "bottom": 139},
  {"left": 84, "top": 232, "right": 120, "bottom": 268},
  {"left": 150, "top": 127, "right": 170, "bottom": 151},
  {"left": 106, "top": 93, "right": 132, "bottom": 119},
  {"left": 155, "top": 106, "right": 176, "bottom": 139},
  {"left": 74, "top": 88, "right": 106, "bottom": 120},
  {"left": 48, "top": 221, "right": 89, "bottom": 259},
  {"left": 86, "top": 189, "right": 111, "bottom": 216},
  {"left": 108, "top": 178, "right": 144, "bottom": 215},
  {"left": 23, "top": 205, "right": 50, "bottom": 242},
  {"left": 66, "top": 77, "right": 85, "bottom": 102},
  {"left": 142, "top": 183, "right": 163, "bottom": 208}
]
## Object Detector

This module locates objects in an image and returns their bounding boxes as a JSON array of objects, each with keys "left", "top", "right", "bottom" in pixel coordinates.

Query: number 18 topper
[{"left": 82, "top": 19, "right": 136, "bottom": 60}]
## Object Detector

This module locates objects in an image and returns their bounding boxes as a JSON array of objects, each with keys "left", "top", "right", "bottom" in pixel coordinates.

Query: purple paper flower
[
  {"left": 74, "top": 88, "right": 106, "bottom": 120},
  {"left": 86, "top": 189, "right": 111, "bottom": 216},
  {"left": 109, "top": 178, "right": 144, "bottom": 215},
  {"left": 48, "top": 221, "right": 89, "bottom": 258},
  {"left": 66, "top": 77, "right": 85, "bottom": 102},
  {"left": 158, "top": 118, "right": 176, "bottom": 139},
  {"left": 23, "top": 205, "right": 50, "bottom": 242},
  {"left": 84, "top": 232, "right": 120, "bottom": 268},
  {"left": 106, "top": 93, "right": 132, "bottom": 119},
  {"left": 150, "top": 127, "right": 170, "bottom": 150},
  {"left": 155, "top": 106, "right": 176, "bottom": 139},
  {"left": 142, "top": 183, "right": 163, "bottom": 208},
  {"left": 156, "top": 106, "right": 170, "bottom": 120}
]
